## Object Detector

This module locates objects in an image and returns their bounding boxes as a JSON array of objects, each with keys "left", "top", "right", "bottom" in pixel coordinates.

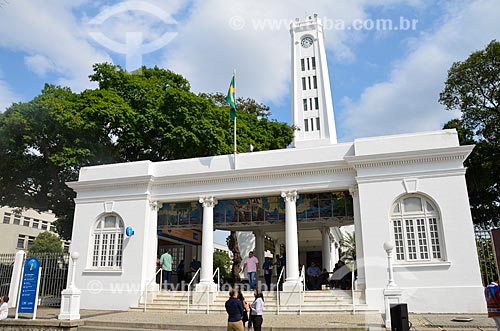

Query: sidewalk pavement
[{"left": 7, "top": 307, "right": 498, "bottom": 330}]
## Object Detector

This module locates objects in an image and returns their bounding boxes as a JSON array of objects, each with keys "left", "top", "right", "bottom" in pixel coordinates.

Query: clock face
[{"left": 301, "top": 37, "right": 313, "bottom": 48}]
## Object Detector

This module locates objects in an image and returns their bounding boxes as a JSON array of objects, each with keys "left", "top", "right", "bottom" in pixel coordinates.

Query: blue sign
[
  {"left": 125, "top": 226, "right": 134, "bottom": 237},
  {"left": 17, "top": 258, "right": 41, "bottom": 314}
]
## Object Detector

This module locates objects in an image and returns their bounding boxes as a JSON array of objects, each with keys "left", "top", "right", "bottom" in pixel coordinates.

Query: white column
[
  {"left": 199, "top": 196, "right": 217, "bottom": 284},
  {"left": 350, "top": 186, "right": 366, "bottom": 289},
  {"left": 331, "top": 241, "right": 339, "bottom": 267},
  {"left": 321, "top": 227, "right": 332, "bottom": 272},
  {"left": 281, "top": 190, "right": 299, "bottom": 282},
  {"left": 254, "top": 230, "right": 265, "bottom": 274}
]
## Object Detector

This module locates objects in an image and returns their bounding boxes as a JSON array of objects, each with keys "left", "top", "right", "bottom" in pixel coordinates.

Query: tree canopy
[
  {"left": 29, "top": 231, "right": 63, "bottom": 254},
  {"left": 439, "top": 40, "right": 500, "bottom": 227},
  {"left": 0, "top": 63, "right": 294, "bottom": 239}
]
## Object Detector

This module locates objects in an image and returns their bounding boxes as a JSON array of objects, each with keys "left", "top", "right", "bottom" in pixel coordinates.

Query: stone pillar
[
  {"left": 281, "top": 190, "right": 300, "bottom": 283},
  {"left": 350, "top": 186, "right": 366, "bottom": 290},
  {"left": 254, "top": 230, "right": 265, "bottom": 275},
  {"left": 321, "top": 227, "right": 332, "bottom": 272},
  {"left": 194, "top": 197, "right": 218, "bottom": 303},
  {"left": 199, "top": 196, "right": 217, "bottom": 284}
]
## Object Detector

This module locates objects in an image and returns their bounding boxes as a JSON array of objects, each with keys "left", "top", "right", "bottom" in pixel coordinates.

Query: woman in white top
[
  {"left": 0, "top": 295, "right": 9, "bottom": 320},
  {"left": 249, "top": 289, "right": 264, "bottom": 331}
]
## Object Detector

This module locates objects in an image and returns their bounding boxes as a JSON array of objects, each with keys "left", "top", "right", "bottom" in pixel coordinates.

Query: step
[{"left": 81, "top": 320, "right": 227, "bottom": 330}]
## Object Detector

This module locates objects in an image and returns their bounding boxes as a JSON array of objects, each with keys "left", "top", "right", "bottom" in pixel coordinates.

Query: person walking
[
  {"left": 262, "top": 257, "right": 273, "bottom": 291},
  {"left": 242, "top": 251, "right": 259, "bottom": 290},
  {"left": 249, "top": 289, "right": 264, "bottom": 331},
  {"left": 160, "top": 250, "right": 173, "bottom": 290},
  {"left": 485, "top": 279, "right": 500, "bottom": 331},
  {"left": 225, "top": 289, "right": 244, "bottom": 331}
]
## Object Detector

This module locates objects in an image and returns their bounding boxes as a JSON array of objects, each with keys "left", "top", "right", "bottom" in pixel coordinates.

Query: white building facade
[{"left": 65, "top": 15, "right": 485, "bottom": 313}]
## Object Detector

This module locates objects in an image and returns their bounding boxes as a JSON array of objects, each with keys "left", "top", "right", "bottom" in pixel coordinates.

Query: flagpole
[{"left": 233, "top": 69, "right": 237, "bottom": 170}]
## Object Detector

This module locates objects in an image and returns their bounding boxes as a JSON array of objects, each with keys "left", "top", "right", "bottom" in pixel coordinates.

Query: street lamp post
[{"left": 383, "top": 242, "right": 397, "bottom": 288}]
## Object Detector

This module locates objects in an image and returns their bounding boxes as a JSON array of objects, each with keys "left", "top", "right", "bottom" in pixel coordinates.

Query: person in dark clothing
[
  {"left": 176, "top": 260, "right": 185, "bottom": 284},
  {"left": 237, "top": 288, "right": 250, "bottom": 328},
  {"left": 225, "top": 289, "right": 244, "bottom": 331},
  {"left": 262, "top": 257, "right": 273, "bottom": 291}
]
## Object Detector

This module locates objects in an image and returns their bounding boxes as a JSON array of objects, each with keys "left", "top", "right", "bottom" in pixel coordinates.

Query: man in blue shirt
[
  {"left": 306, "top": 260, "right": 321, "bottom": 290},
  {"left": 225, "top": 289, "right": 244, "bottom": 331}
]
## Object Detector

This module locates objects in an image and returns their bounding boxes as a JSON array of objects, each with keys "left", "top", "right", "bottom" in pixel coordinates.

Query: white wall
[
  {"left": 71, "top": 198, "right": 157, "bottom": 310},
  {"left": 356, "top": 166, "right": 485, "bottom": 313}
]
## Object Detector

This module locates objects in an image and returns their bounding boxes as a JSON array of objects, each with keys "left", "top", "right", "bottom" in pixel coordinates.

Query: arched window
[
  {"left": 91, "top": 215, "right": 124, "bottom": 268},
  {"left": 391, "top": 195, "right": 443, "bottom": 262}
]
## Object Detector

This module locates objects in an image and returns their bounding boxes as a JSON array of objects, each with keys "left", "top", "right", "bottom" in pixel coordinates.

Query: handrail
[
  {"left": 206, "top": 267, "right": 220, "bottom": 314},
  {"left": 276, "top": 266, "right": 285, "bottom": 315},
  {"left": 143, "top": 268, "right": 162, "bottom": 312},
  {"left": 351, "top": 261, "right": 356, "bottom": 314},
  {"left": 187, "top": 268, "right": 201, "bottom": 314},
  {"left": 299, "top": 265, "right": 305, "bottom": 315},
  {"left": 213, "top": 267, "right": 220, "bottom": 292}
]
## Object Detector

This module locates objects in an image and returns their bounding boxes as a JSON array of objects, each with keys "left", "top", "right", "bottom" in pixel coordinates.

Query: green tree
[
  {"left": 201, "top": 92, "right": 271, "bottom": 118},
  {"left": 339, "top": 232, "right": 356, "bottom": 264},
  {"left": 29, "top": 232, "right": 63, "bottom": 254},
  {"left": 439, "top": 40, "right": 500, "bottom": 227},
  {"left": 213, "top": 250, "right": 232, "bottom": 279},
  {"left": 0, "top": 63, "right": 294, "bottom": 239}
]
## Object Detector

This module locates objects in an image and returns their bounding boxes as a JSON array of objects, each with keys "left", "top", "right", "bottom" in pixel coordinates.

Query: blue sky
[
  {"left": 0, "top": 0, "right": 499, "bottom": 244},
  {"left": 1, "top": 1, "right": 499, "bottom": 142}
]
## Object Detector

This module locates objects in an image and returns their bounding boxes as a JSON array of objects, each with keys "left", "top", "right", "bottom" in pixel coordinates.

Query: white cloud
[
  {"left": 0, "top": 0, "right": 111, "bottom": 92},
  {"left": 0, "top": 79, "right": 18, "bottom": 113},
  {"left": 163, "top": 0, "right": 421, "bottom": 108},
  {"left": 337, "top": 0, "right": 500, "bottom": 141},
  {"left": 24, "top": 54, "right": 58, "bottom": 77}
]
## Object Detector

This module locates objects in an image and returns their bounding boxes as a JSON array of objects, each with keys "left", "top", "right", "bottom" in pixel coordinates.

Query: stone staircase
[{"left": 132, "top": 289, "right": 370, "bottom": 314}]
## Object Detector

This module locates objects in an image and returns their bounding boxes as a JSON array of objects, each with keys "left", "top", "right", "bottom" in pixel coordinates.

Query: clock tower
[{"left": 290, "top": 14, "right": 337, "bottom": 148}]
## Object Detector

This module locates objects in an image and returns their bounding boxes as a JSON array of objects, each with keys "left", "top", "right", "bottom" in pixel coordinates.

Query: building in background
[{"left": 0, "top": 206, "right": 70, "bottom": 254}]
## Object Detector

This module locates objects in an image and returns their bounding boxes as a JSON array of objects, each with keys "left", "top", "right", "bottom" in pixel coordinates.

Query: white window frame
[
  {"left": 89, "top": 214, "right": 124, "bottom": 270},
  {"left": 391, "top": 195, "right": 444, "bottom": 263}
]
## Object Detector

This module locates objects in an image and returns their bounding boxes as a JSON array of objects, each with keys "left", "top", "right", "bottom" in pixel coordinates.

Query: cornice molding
[
  {"left": 345, "top": 146, "right": 474, "bottom": 169},
  {"left": 68, "top": 165, "right": 355, "bottom": 193},
  {"left": 154, "top": 166, "right": 355, "bottom": 190},
  {"left": 355, "top": 168, "right": 466, "bottom": 184},
  {"left": 67, "top": 175, "right": 154, "bottom": 192}
]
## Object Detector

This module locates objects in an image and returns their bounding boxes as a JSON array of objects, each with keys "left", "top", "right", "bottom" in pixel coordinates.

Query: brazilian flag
[{"left": 226, "top": 75, "right": 237, "bottom": 121}]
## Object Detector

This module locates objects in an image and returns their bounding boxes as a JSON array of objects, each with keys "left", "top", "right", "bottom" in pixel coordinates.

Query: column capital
[
  {"left": 281, "top": 190, "right": 298, "bottom": 202},
  {"left": 349, "top": 186, "right": 359, "bottom": 197},
  {"left": 149, "top": 200, "right": 159, "bottom": 211},
  {"left": 199, "top": 196, "right": 217, "bottom": 208}
]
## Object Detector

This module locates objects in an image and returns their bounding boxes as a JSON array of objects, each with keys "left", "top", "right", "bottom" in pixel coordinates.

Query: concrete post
[
  {"left": 8, "top": 250, "right": 25, "bottom": 308},
  {"left": 58, "top": 252, "right": 81, "bottom": 320}
]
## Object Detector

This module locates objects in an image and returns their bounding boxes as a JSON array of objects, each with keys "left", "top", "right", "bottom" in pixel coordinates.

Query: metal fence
[
  {"left": 0, "top": 252, "right": 69, "bottom": 307},
  {"left": 0, "top": 253, "right": 16, "bottom": 298},
  {"left": 26, "top": 252, "right": 70, "bottom": 307},
  {"left": 475, "top": 229, "right": 498, "bottom": 286}
]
